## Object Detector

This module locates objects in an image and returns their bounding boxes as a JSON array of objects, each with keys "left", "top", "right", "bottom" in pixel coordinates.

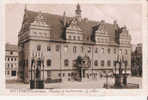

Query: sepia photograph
[{"left": 4, "top": 1, "right": 143, "bottom": 91}]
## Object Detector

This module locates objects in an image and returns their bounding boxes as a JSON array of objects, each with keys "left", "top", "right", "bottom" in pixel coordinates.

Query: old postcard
[{"left": 0, "top": 0, "right": 147, "bottom": 96}]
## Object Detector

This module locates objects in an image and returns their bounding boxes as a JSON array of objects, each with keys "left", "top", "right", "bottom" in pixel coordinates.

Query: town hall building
[{"left": 18, "top": 4, "right": 131, "bottom": 83}]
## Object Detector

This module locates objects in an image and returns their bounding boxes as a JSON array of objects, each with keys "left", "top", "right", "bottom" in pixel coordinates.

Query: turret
[{"left": 75, "top": 3, "right": 82, "bottom": 22}]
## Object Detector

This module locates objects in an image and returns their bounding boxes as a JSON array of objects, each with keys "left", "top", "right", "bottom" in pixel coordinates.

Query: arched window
[
  {"left": 47, "top": 59, "right": 51, "bottom": 66},
  {"left": 37, "top": 45, "right": 41, "bottom": 51},
  {"left": 47, "top": 46, "right": 51, "bottom": 51},
  {"left": 64, "top": 59, "right": 69, "bottom": 66},
  {"left": 73, "top": 46, "right": 77, "bottom": 53},
  {"left": 94, "top": 60, "right": 98, "bottom": 66}
]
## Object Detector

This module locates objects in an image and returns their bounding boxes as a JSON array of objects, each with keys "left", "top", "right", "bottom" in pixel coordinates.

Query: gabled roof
[{"left": 21, "top": 10, "right": 121, "bottom": 42}]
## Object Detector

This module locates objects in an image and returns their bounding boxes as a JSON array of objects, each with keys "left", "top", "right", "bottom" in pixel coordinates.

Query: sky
[{"left": 5, "top": 3, "right": 142, "bottom": 44}]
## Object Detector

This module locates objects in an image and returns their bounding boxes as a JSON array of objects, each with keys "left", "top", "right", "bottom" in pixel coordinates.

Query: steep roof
[{"left": 21, "top": 10, "right": 117, "bottom": 42}]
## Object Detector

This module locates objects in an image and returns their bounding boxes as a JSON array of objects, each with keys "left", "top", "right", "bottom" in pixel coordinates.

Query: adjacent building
[
  {"left": 5, "top": 43, "right": 18, "bottom": 80},
  {"left": 18, "top": 4, "right": 132, "bottom": 83},
  {"left": 131, "top": 43, "right": 142, "bottom": 76}
]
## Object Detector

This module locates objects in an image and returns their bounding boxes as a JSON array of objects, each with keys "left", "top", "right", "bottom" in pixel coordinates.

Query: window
[
  {"left": 108, "top": 48, "right": 111, "bottom": 54},
  {"left": 10, "top": 51, "right": 13, "bottom": 55},
  {"left": 69, "top": 35, "right": 71, "bottom": 39},
  {"left": 47, "top": 46, "right": 51, "bottom": 51},
  {"left": 11, "top": 64, "right": 13, "bottom": 68},
  {"left": 101, "top": 60, "right": 104, "bottom": 66},
  {"left": 95, "top": 48, "right": 98, "bottom": 53},
  {"left": 15, "top": 58, "right": 16, "bottom": 61},
  {"left": 73, "top": 36, "right": 76, "bottom": 40},
  {"left": 81, "top": 46, "right": 84, "bottom": 53},
  {"left": 8, "top": 64, "right": 9, "bottom": 68},
  {"left": 68, "top": 73, "right": 71, "bottom": 77},
  {"left": 7, "top": 71, "right": 9, "bottom": 75},
  {"left": 63, "top": 73, "right": 65, "bottom": 77},
  {"left": 101, "top": 48, "right": 104, "bottom": 53},
  {"left": 11, "top": 58, "right": 13, "bottom": 61},
  {"left": 64, "top": 59, "right": 69, "bottom": 66},
  {"left": 8, "top": 58, "right": 9, "bottom": 61},
  {"left": 78, "top": 36, "right": 80, "bottom": 40},
  {"left": 119, "top": 49, "right": 122, "bottom": 54},
  {"left": 47, "top": 59, "right": 51, "bottom": 66},
  {"left": 94, "top": 60, "right": 98, "bottom": 66},
  {"left": 88, "top": 47, "right": 91, "bottom": 53},
  {"left": 11, "top": 71, "right": 16, "bottom": 76},
  {"left": 64, "top": 45, "right": 68, "bottom": 52},
  {"left": 37, "top": 45, "right": 41, "bottom": 51},
  {"left": 58, "top": 73, "right": 61, "bottom": 77},
  {"left": 125, "top": 49, "right": 128, "bottom": 55},
  {"left": 73, "top": 46, "right": 77, "bottom": 53},
  {"left": 107, "top": 60, "right": 111, "bottom": 67},
  {"left": 114, "top": 48, "right": 116, "bottom": 54},
  {"left": 47, "top": 71, "right": 51, "bottom": 77},
  {"left": 56, "top": 45, "right": 60, "bottom": 52},
  {"left": 113, "top": 61, "right": 116, "bottom": 66}
]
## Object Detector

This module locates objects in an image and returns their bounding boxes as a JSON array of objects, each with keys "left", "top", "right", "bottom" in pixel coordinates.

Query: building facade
[
  {"left": 18, "top": 4, "right": 132, "bottom": 83},
  {"left": 131, "top": 43, "right": 142, "bottom": 76},
  {"left": 5, "top": 43, "right": 18, "bottom": 80}
]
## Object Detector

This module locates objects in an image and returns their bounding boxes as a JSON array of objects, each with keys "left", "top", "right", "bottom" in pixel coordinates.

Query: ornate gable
[
  {"left": 30, "top": 11, "right": 49, "bottom": 27},
  {"left": 66, "top": 18, "right": 83, "bottom": 41},
  {"left": 119, "top": 26, "right": 131, "bottom": 45},
  {"left": 94, "top": 20, "right": 110, "bottom": 44},
  {"left": 29, "top": 11, "right": 51, "bottom": 40}
]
